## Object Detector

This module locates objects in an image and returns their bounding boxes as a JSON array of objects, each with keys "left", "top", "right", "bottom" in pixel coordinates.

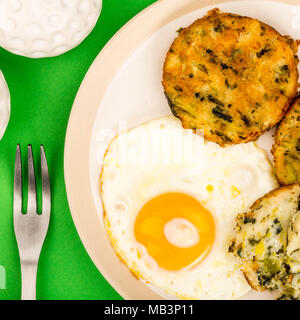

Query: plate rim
[{"left": 64, "top": 0, "right": 298, "bottom": 300}]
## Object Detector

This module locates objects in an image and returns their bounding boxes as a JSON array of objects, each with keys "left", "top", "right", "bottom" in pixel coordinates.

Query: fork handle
[{"left": 21, "top": 262, "right": 37, "bottom": 300}]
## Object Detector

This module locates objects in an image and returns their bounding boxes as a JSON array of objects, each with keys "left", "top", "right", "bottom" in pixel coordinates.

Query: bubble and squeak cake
[
  {"left": 101, "top": 117, "right": 278, "bottom": 299},
  {"left": 229, "top": 184, "right": 300, "bottom": 300},
  {"left": 273, "top": 96, "right": 300, "bottom": 185},
  {"left": 162, "top": 9, "right": 299, "bottom": 146}
]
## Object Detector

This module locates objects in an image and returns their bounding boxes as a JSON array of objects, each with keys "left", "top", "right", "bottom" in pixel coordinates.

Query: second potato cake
[
  {"left": 273, "top": 96, "right": 300, "bottom": 185},
  {"left": 163, "top": 9, "right": 299, "bottom": 146}
]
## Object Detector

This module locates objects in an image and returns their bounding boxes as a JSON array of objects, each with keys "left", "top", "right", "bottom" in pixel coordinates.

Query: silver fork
[{"left": 14, "top": 145, "right": 51, "bottom": 300}]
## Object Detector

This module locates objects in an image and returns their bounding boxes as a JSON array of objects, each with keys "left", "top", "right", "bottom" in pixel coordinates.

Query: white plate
[{"left": 65, "top": 0, "right": 300, "bottom": 300}]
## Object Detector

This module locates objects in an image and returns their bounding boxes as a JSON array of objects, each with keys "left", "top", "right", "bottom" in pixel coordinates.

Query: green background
[{"left": 0, "top": 0, "right": 157, "bottom": 300}]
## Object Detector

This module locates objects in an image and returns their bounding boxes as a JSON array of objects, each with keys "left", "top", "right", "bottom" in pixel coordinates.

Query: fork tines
[{"left": 14, "top": 145, "right": 50, "bottom": 217}]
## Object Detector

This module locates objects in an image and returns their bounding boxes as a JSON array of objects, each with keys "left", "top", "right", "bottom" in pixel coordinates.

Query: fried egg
[
  {"left": 0, "top": 71, "right": 10, "bottom": 140},
  {"left": 0, "top": 0, "right": 102, "bottom": 58},
  {"left": 101, "top": 116, "right": 278, "bottom": 299}
]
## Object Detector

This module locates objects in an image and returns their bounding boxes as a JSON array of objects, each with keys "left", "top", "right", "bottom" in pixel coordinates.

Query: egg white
[{"left": 101, "top": 116, "right": 278, "bottom": 300}]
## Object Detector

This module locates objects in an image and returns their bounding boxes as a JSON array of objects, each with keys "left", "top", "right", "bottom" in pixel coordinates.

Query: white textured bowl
[{"left": 0, "top": 0, "right": 102, "bottom": 58}]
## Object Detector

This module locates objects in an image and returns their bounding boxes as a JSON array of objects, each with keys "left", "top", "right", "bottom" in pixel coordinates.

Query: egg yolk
[{"left": 134, "top": 192, "right": 215, "bottom": 271}]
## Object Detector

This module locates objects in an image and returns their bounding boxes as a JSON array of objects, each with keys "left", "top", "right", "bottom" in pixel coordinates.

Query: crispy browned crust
[
  {"left": 100, "top": 131, "right": 155, "bottom": 284},
  {"left": 240, "top": 261, "right": 262, "bottom": 291},
  {"left": 249, "top": 183, "right": 300, "bottom": 211},
  {"left": 235, "top": 184, "right": 300, "bottom": 226},
  {"left": 162, "top": 8, "right": 299, "bottom": 147},
  {"left": 273, "top": 96, "right": 300, "bottom": 185}
]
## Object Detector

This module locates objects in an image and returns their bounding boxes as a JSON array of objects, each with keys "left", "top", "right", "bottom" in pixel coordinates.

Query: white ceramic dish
[
  {"left": 0, "top": 71, "right": 10, "bottom": 140},
  {"left": 65, "top": 0, "right": 300, "bottom": 300}
]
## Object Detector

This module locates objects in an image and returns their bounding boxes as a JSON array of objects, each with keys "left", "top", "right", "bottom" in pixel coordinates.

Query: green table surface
[{"left": 0, "top": 0, "right": 157, "bottom": 300}]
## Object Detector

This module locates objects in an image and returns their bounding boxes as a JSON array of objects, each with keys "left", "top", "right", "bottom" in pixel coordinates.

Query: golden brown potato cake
[
  {"left": 162, "top": 8, "right": 299, "bottom": 146},
  {"left": 273, "top": 96, "right": 300, "bottom": 185},
  {"left": 229, "top": 184, "right": 300, "bottom": 300}
]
